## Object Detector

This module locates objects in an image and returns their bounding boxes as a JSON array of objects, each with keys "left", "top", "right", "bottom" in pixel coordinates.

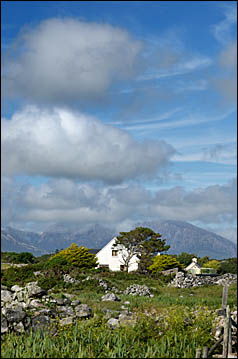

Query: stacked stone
[
  {"left": 63, "top": 274, "right": 80, "bottom": 284},
  {"left": 169, "top": 272, "right": 237, "bottom": 288},
  {"left": 123, "top": 284, "right": 153, "bottom": 297},
  {"left": 1, "top": 282, "right": 92, "bottom": 334}
]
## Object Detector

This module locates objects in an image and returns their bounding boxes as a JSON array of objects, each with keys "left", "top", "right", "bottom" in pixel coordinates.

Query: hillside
[{"left": 1, "top": 221, "right": 237, "bottom": 259}]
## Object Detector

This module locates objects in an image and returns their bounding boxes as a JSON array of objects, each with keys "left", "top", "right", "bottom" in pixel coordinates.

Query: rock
[
  {"left": 29, "top": 299, "right": 44, "bottom": 308},
  {"left": 4, "top": 308, "right": 26, "bottom": 323},
  {"left": 101, "top": 292, "right": 121, "bottom": 302},
  {"left": 55, "top": 298, "right": 71, "bottom": 305},
  {"left": 25, "top": 282, "right": 47, "bottom": 298},
  {"left": 14, "top": 321, "right": 25, "bottom": 333},
  {"left": 98, "top": 278, "right": 110, "bottom": 291},
  {"left": 11, "top": 285, "right": 24, "bottom": 292},
  {"left": 169, "top": 273, "right": 237, "bottom": 288},
  {"left": 71, "top": 299, "right": 81, "bottom": 306},
  {"left": 31, "top": 315, "right": 56, "bottom": 335},
  {"left": 75, "top": 304, "right": 92, "bottom": 319},
  {"left": 1, "top": 317, "right": 8, "bottom": 334},
  {"left": 107, "top": 318, "right": 120, "bottom": 329},
  {"left": 57, "top": 306, "right": 74, "bottom": 317},
  {"left": 59, "top": 317, "right": 74, "bottom": 326},
  {"left": 63, "top": 274, "right": 80, "bottom": 284},
  {"left": 124, "top": 284, "right": 151, "bottom": 297},
  {"left": 1, "top": 290, "right": 13, "bottom": 303}
]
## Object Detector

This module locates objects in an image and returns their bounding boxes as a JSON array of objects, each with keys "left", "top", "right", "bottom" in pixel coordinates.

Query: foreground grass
[
  {"left": 1, "top": 307, "right": 216, "bottom": 358},
  {"left": 1, "top": 268, "right": 236, "bottom": 358}
]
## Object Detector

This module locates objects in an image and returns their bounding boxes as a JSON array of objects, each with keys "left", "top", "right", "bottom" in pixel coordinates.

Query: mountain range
[{"left": 1, "top": 221, "right": 237, "bottom": 259}]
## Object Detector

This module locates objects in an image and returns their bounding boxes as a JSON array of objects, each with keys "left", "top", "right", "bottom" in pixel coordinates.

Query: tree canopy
[
  {"left": 148, "top": 254, "right": 183, "bottom": 273},
  {"left": 112, "top": 227, "right": 170, "bottom": 272},
  {"left": 49, "top": 243, "right": 98, "bottom": 270}
]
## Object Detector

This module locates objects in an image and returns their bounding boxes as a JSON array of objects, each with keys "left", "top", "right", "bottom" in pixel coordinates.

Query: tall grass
[{"left": 1, "top": 307, "right": 216, "bottom": 358}]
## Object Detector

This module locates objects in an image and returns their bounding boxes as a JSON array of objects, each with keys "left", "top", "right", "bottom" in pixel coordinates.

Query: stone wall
[{"left": 169, "top": 272, "right": 237, "bottom": 288}]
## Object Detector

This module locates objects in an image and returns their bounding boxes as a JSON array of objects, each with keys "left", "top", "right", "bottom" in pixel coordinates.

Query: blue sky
[{"left": 1, "top": 1, "right": 237, "bottom": 242}]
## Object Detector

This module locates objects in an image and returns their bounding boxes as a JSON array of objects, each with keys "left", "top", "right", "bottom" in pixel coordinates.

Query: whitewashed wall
[{"left": 96, "top": 237, "right": 139, "bottom": 272}]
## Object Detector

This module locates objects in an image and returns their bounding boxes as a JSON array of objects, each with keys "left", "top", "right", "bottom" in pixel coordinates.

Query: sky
[{"left": 1, "top": 1, "right": 237, "bottom": 243}]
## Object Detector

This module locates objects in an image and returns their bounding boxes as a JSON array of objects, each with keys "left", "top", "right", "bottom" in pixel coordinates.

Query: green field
[{"left": 1, "top": 265, "right": 237, "bottom": 358}]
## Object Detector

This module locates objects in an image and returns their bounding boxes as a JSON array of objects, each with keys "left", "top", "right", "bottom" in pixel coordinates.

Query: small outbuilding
[{"left": 185, "top": 257, "right": 202, "bottom": 275}]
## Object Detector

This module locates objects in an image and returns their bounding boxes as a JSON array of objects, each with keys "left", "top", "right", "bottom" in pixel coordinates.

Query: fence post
[
  {"left": 222, "top": 284, "right": 228, "bottom": 309},
  {"left": 202, "top": 346, "right": 208, "bottom": 358},
  {"left": 195, "top": 348, "right": 202, "bottom": 358},
  {"left": 223, "top": 305, "right": 230, "bottom": 358},
  {"left": 227, "top": 306, "right": 232, "bottom": 356},
  {"left": 175, "top": 267, "right": 178, "bottom": 287}
]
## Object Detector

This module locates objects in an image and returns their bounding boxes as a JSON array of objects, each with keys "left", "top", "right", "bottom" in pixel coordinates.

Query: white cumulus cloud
[
  {"left": 2, "top": 106, "right": 175, "bottom": 183},
  {"left": 2, "top": 18, "right": 142, "bottom": 103}
]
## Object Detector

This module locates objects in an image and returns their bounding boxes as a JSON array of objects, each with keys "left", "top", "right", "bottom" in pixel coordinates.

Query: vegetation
[
  {"left": 48, "top": 243, "right": 98, "bottom": 270},
  {"left": 1, "top": 251, "right": 36, "bottom": 264},
  {"left": 1, "top": 250, "right": 237, "bottom": 358},
  {"left": 149, "top": 254, "right": 183, "bottom": 273},
  {"left": 1, "top": 306, "right": 217, "bottom": 358},
  {"left": 203, "top": 259, "right": 221, "bottom": 271},
  {"left": 218, "top": 258, "right": 237, "bottom": 274},
  {"left": 112, "top": 227, "right": 170, "bottom": 272}
]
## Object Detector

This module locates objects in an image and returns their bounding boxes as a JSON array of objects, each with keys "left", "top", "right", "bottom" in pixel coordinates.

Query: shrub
[
  {"left": 148, "top": 254, "right": 183, "bottom": 273},
  {"left": 48, "top": 243, "right": 98, "bottom": 270},
  {"left": 202, "top": 260, "right": 221, "bottom": 271},
  {"left": 218, "top": 258, "right": 237, "bottom": 274}
]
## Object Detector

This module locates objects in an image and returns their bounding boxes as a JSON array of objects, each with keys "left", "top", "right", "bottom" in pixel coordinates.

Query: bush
[
  {"left": 48, "top": 243, "right": 98, "bottom": 270},
  {"left": 218, "top": 258, "right": 237, "bottom": 274},
  {"left": 148, "top": 254, "right": 183, "bottom": 273},
  {"left": 202, "top": 260, "right": 221, "bottom": 271}
]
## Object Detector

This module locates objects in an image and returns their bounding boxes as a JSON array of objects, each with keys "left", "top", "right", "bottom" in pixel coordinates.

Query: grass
[
  {"left": 1, "top": 266, "right": 237, "bottom": 358},
  {"left": 1, "top": 307, "right": 217, "bottom": 358}
]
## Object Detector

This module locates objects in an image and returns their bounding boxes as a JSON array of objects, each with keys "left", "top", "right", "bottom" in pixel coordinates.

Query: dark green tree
[{"left": 112, "top": 227, "right": 170, "bottom": 272}]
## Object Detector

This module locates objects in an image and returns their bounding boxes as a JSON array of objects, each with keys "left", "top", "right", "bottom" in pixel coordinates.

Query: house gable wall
[{"left": 96, "top": 237, "right": 139, "bottom": 272}]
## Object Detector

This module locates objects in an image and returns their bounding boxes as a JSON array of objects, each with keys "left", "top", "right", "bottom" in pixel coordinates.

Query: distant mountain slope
[
  {"left": 1, "top": 221, "right": 237, "bottom": 259},
  {"left": 1, "top": 228, "right": 47, "bottom": 256},
  {"left": 140, "top": 220, "right": 237, "bottom": 259}
]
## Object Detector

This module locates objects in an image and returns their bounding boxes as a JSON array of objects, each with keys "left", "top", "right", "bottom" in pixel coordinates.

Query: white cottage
[
  {"left": 96, "top": 237, "right": 139, "bottom": 272},
  {"left": 185, "top": 257, "right": 202, "bottom": 275}
]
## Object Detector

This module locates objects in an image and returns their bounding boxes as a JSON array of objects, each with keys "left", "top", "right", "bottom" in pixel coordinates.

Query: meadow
[{"left": 1, "top": 264, "right": 237, "bottom": 358}]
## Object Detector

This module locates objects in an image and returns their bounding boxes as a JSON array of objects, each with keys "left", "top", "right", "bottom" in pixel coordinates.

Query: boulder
[
  {"left": 101, "top": 292, "right": 121, "bottom": 302},
  {"left": 75, "top": 304, "right": 92, "bottom": 319},
  {"left": 107, "top": 318, "right": 120, "bottom": 329},
  {"left": 4, "top": 308, "right": 26, "bottom": 323},
  {"left": 1, "top": 290, "right": 13, "bottom": 303},
  {"left": 124, "top": 284, "right": 151, "bottom": 297},
  {"left": 25, "top": 282, "right": 47, "bottom": 298}
]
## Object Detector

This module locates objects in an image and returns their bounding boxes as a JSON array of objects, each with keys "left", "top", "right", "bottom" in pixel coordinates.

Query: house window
[
  {"left": 112, "top": 250, "right": 118, "bottom": 257},
  {"left": 120, "top": 265, "right": 126, "bottom": 272},
  {"left": 99, "top": 264, "right": 109, "bottom": 269}
]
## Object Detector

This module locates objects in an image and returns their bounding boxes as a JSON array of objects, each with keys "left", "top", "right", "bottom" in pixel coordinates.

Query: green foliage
[
  {"left": 113, "top": 227, "right": 170, "bottom": 272},
  {"left": 218, "top": 258, "right": 237, "bottom": 274},
  {"left": 49, "top": 243, "right": 98, "bottom": 270},
  {"left": 173, "top": 252, "right": 198, "bottom": 266},
  {"left": 1, "top": 307, "right": 216, "bottom": 358},
  {"left": 149, "top": 254, "right": 183, "bottom": 273},
  {"left": 1, "top": 264, "right": 36, "bottom": 288},
  {"left": 202, "top": 260, "right": 221, "bottom": 271},
  {"left": 1, "top": 251, "right": 36, "bottom": 264}
]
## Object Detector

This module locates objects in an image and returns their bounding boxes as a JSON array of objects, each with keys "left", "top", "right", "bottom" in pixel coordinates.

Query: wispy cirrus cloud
[
  {"left": 138, "top": 56, "right": 212, "bottom": 81},
  {"left": 211, "top": 3, "right": 237, "bottom": 45}
]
